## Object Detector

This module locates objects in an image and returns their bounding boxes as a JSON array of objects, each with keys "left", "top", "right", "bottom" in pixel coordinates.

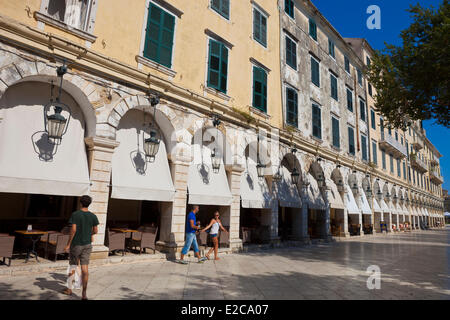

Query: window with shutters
[
  {"left": 332, "top": 117, "right": 340, "bottom": 148},
  {"left": 344, "top": 56, "right": 350, "bottom": 74},
  {"left": 311, "top": 56, "right": 320, "bottom": 87},
  {"left": 361, "top": 134, "right": 368, "bottom": 161},
  {"left": 366, "top": 56, "right": 371, "bottom": 66},
  {"left": 360, "top": 99, "right": 366, "bottom": 122},
  {"left": 390, "top": 154, "right": 394, "bottom": 173},
  {"left": 329, "top": 39, "right": 335, "bottom": 59},
  {"left": 312, "top": 103, "right": 322, "bottom": 140},
  {"left": 42, "top": 0, "right": 94, "bottom": 32},
  {"left": 368, "top": 83, "right": 373, "bottom": 96},
  {"left": 253, "top": 66, "right": 267, "bottom": 113},
  {"left": 285, "top": 0, "right": 294, "bottom": 19},
  {"left": 309, "top": 18, "right": 317, "bottom": 41},
  {"left": 382, "top": 149, "right": 386, "bottom": 169},
  {"left": 403, "top": 161, "right": 406, "bottom": 179},
  {"left": 372, "top": 140, "right": 378, "bottom": 164},
  {"left": 330, "top": 73, "right": 338, "bottom": 101},
  {"left": 346, "top": 88, "right": 353, "bottom": 112},
  {"left": 370, "top": 109, "right": 376, "bottom": 129},
  {"left": 286, "top": 87, "right": 298, "bottom": 127},
  {"left": 210, "top": 0, "right": 230, "bottom": 19},
  {"left": 207, "top": 39, "right": 228, "bottom": 94},
  {"left": 348, "top": 126, "right": 355, "bottom": 155},
  {"left": 357, "top": 68, "right": 363, "bottom": 86},
  {"left": 397, "top": 159, "right": 401, "bottom": 177},
  {"left": 143, "top": 2, "right": 176, "bottom": 68},
  {"left": 253, "top": 8, "right": 267, "bottom": 47},
  {"left": 285, "top": 36, "right": 297, "bottom": 70}
]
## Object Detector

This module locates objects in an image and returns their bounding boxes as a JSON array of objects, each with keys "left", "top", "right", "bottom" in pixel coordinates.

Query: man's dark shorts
[{"left": 69, "top": 244, "right": 92, "bottom": 266}]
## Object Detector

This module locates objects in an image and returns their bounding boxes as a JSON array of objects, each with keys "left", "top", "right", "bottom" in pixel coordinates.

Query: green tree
[{"left": 367, "top": 0, "right": 449, "bottom": 129}]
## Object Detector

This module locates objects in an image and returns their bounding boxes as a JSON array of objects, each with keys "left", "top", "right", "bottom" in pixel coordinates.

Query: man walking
[
  {"left": 179, "top": 205, "right": 206, "bottom": 264},
  {"left": 64, "top": 195, "right": 99, "bottom": 300}
]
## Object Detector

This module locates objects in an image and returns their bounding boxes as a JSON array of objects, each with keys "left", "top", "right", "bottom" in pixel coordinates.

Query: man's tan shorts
[{"left": 69, "top": 244, "right": 92, "bottom": 266}]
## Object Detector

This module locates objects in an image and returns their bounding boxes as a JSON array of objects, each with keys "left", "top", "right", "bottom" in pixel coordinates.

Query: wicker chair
[
  {"left": 219, "top": 227, "right": 229, "bottom": 248},
  {"left": 241, "top": 227, "right": 251, "bottom": 244},
  {"left": 128, "top": 226, "right": 158, "bottom": 254},
  {"left": 0, "top": 235, "right": 15, "bottom": 266},
  {"left": 46, "top": 234, "right": 71, "bottom": 261},
  {"left": 105, "top": 229, "right": 126, "bottom": 256}
]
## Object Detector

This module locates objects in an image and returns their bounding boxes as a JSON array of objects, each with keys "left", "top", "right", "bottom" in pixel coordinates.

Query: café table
[
  {"left": 15, "top": 230, "right": 48, "bottom": 263},
  {"left": 110, "top": 228, "right": 138, "bottom": 254}
]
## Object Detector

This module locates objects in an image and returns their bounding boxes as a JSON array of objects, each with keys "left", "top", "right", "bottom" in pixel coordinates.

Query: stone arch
[
  {"left": 0, "top": 72, "right": 97, "bottom": 137},
  {"left": 309, "top": 160, "right": 325, "bottom": 187}
]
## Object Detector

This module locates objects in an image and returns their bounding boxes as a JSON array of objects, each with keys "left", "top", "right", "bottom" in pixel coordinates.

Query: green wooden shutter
[
  {"left": 143, "top": 3, "right": 175, "bottom": 68},
  {"left": 309, "top": 18, "right": 317, "bottom": 40},
  {"left": 331, "top": 74, "right": 338, "bottom": 100},
  {"left": 312, "top": 104, "right": 321, "bottom": 139},
  {"left": 211, "top": 0, "right": 229, "bottom": 19},
  {"left": 347, "top": 88, "right": 353, "bottom": 111},
  {"left": 286, "top": 37, "right": 296, "bottom": 70},
  {"left": 311, "top": 57, "right": 320, "bottom": 87},
  {"left": 332, "top": 117, "right": 340, "bottom": 148},
  {"left": 253, "top": 66, "right": 267, "bottom": 112},
  {"left": 372, "top": 141, "right": 378, "bottom": 164},
  {"left": 361, "top": 135, "right": 367, "bottom": 161},
  {"left": 253, "top": 9, "right": 267, "bottom": 47},
  {"left": 207, "top": 39, "right": 228, "bottom": 94},
  {"left": 286, "top": 88, "right": 298, "bottom": 127},
  {"left": 348, "top": 127, "right": 355, "bottom": 155}
]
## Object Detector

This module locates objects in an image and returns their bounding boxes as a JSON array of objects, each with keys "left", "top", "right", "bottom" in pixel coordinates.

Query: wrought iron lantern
[
  {"left": 376, "top": 190, "right": 383, "bottom": 200},
  {"left": 336, "top": 179, "right": 344, "bottom": 193},
  {"left": 366, "top": 186, "right": 373, "bottom": 198},
  {"left": 143, "top": 94, "right": 161, "bottom": 162},
  {"left": 352, "top": 182, "right": 359, "bottom": 194},
  {"left": 256, "top": 135, "right": 266, "bottom": 179},
  {"left": 211, "top": 115, "right": 221, "bottom": 174},
  {"left": 316, "top": 173, "right": 324, "bottom": 188},
  {"left": 44, "top": 65, "right": 71, "bottom": 145},
  {"left": 291, "top": 167, "right": 300, "bottom": 185}
]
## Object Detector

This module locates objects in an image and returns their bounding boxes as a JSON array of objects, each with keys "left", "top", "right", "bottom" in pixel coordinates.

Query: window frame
[
  {"left": 330, "top": 72, "right": 338, "bottom": 101},
  {"left": 206, "top": 38, "right": 229, "bottom": 94},
  {"left": 346, "top": 87, "right": 353, "bottom": 112},
  {"left": 372, "top": 140, "right": 378, "bottom": 165},
  {"left": 284, "top": 0, "right": 295, "bottom": 19},
  {"left": 252, "top": 6, "right": 268, "bottom": 48},
  {"left": 285, "top": 34, "right": 297, "bottom": 71},
  {"left": 348, "top": 126, "right": 355, "bottom": 156},
  {"left": 370, "top": 109, "right": 376, "bottom": 129},
  {"left": 309, "top": 18, "right": 317, "bottom": 41},
  {"left": 361, "top": 133, "right": 368, "bottom": 162},
  {"left": 328, "top": 39, "right": 335, "bottom": 59},
  {"left": 331, "top": 116, "right": 340, "bottom": 149},
  {"left": 359, "top": 98, "right": 366, "bottom": 122},
  {"left": 210, "top": 0, "right": 230, "bottom": 20},
  {"left": 312, "top": 103, "right": 322, "bottom": 140},
  {"left": 344, "top": 56, "right": 350, "bottom": 74},
  {"left": 285, "top": 86, "right": 298, "bottom": 128},
  {"left": 252, "top": 65, "right": 268, "bottom": 113},
  {"left": 310, "top": 55, "right": 320, "bottom": 87}
]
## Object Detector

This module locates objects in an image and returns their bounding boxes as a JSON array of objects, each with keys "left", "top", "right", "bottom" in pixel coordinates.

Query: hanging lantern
[
  {"left": 211, "top": 148, "right": 221, "bottom": 174},
  {"left": 256, "top": 162, "right": 266, "bottom": 179},
  {"left": 317, "top": 173, "right": 324, "bottom": 188},
  {"left": 376, "top": 190, "right": 382, "bottom": 199},
  {"left": 291, "top": 167, "right": 300, "bottom": 185},
  {"left": 352, "top": 182, "right": 359, "bottom": 194},
  {"left": 336, "top": 179, "right": 344, "bottom": 193},
  {"left": 44, "top": 65, "right": 71, "bottom": 145},
  {"left": 366, "top": 186, "right": 373, "bottom": 198},
  {"left": 143, "top": 130, "right": 160, "bottom": 162},
  {"left": 272, "top": 166, "right": 282, "bottom": 182},
  {"left": 142, "top": 93, "right": 161, "bottom": 162}
]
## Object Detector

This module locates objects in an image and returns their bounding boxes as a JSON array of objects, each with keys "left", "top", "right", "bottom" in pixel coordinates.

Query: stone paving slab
[{"left": 0, "top": 228, "right": 449, "bottom": 300}]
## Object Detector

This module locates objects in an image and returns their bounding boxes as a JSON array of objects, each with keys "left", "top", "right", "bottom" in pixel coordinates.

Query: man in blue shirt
[{"left": 179, "top": 205, "right": 206, "bottom": 264}]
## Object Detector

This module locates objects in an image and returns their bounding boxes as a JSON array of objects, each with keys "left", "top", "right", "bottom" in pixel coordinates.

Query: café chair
[
  {"left": 47, "top": 234, "right": 71, "bottom": 261},
  {"left": 105, "top": 229, "right": 126, "bottom": 256},
  {"left": 129, "top": 226, "right": 158, "bottom": 254},
  {"left": 0, "top": 235, "right": 15, "bottom": 267}
]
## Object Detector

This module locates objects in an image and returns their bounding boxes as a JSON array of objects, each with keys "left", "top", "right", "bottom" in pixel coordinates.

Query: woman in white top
[{"left": 201, "top": 211, "right": 228, "bottom": 260}]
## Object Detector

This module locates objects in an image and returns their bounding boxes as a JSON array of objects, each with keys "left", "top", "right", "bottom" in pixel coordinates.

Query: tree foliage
[{"left": 366, "top": 0, "right": 450, "bottom": 129}]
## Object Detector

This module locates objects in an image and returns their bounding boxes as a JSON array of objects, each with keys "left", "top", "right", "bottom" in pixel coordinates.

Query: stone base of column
[
  {"left": 90, "top": 245, "right": 109, "bottom": 260},
  {"left": 156, "top": 241, "right": 181, "bottom": 259},
  {"left": 230, "top": 239, "right": 243, "bottom": 252},
  {"left": 338, "top": 231, "right": 351, "bottom": 238}
]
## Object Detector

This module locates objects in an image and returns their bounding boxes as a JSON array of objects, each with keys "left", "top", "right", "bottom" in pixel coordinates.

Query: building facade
[{"left": 0, "top": 0, "right": 445, "bottom": 260}]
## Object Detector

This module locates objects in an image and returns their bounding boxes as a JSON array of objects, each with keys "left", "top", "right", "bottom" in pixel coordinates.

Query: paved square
[{"left": 0, "top": 228, "right": 449, "bottom": 300}]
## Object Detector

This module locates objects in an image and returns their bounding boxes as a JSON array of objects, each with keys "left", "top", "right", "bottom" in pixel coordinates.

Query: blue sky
[{"left": 312, "top": 0, "right": 449, "bottom": 192}]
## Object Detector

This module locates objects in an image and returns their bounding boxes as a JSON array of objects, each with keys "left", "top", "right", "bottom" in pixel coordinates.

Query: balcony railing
[
  {"left": 412, "top": 139, "right": 423, "bottom": 151},
  {"left": 429, "top": 168, "right": 444, "bottom": 184},
  {"left": 379, "top": 132, "right": 408, "bottom": 159},
  {"left": 410, "top": 154, "right": 428, "bottom": 173}
]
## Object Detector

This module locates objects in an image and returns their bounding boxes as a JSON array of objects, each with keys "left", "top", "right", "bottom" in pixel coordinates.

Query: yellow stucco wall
[{"left": 0, "top": 0, "right": 282, "bottom": 128}]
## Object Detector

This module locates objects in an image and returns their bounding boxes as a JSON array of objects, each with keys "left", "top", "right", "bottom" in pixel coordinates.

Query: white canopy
[
  {"left": 304, "top": 173, "right": 326, "bottom": 210},
  {"left": 345, "top": 184, "right": 360, "bottom": 214},
  {"left": 418, "top": 207, "right": 424, "bottom": 216},
  {"left": 395, "top": 202, "right": 403, "bottom": 215},
  {"left": 372, "top": 198, "right": 382, "bottom": 213},
  {"left": 187, "top": 145, "right": 233, "bottom": 206},
  {"left": 275, "top": 166, "right": 302, "bottom": 208},
  {"left": 240, "top": 158, "right": 273, "bottom": 209},
  {"left": 402, "top": 204, "right": 409, "bottom": 216},
  {"left": 327, "top": 181, "right": 345, "bottom": 210},
  {"left": 0, "top": 82, "right": 90, "bottom": 196},
  {"left": 359, "top": 191, "right": 372, "bottom": 215},
  {"left": 111, "top": 110, "right": 175, "bottom": 202},
  {"left": 380, "top": 199, "right": 390, "bottom": 213},
  {"left": 389, "top": 201, "right": 397, "bottom": 215},
  {"left": 424, "top": 208, "right": 430, "bottom": 217}
]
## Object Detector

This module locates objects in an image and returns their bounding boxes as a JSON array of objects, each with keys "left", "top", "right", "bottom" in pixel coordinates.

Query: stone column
[
  {"left": 323, "top": 186, "right": 332, "bottom": 240},
  {"left": 340, "top": 190, "right": 350, "bottom": 237},
  {"left": 354, "top": 190, "right": 364, "bottom": 236},
  {"left": 299, "top": 185, "right": 310, "bottom": 243},
  {"left": 85, "top": 137, "right": 120, "bottom": 260},
  {"left": 158, "top": 160, "right": 190, "bottom": 258},
  {"left": 227, "top": 165, "right": 244, "bottom": 252}
]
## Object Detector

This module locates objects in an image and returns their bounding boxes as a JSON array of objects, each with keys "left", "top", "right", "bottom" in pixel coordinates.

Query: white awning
[
  {"left": 373, "top": 198, "right": 382, "bottom": 213},
  {"left": 240, "top": 158, "right": 273, "bottom": 209},
  {"left": 327, "top": 181, "right": 344, "bottom": 210},
  {"left": 396, "top": 203, "right": 403, "bottom": 215},
  {"left": 187, "top": 145, "right": 232, "bottom": 206},
  {"left": 275, "top": 166, "right": 302, "bottom": 208},
  {"left": 424, "top": 208, "right": 430, "bottom": 217},
  {"left": 380, "top": 199, "right": 390, "bottom": 213},
  {"left": 402, "top": 204, "right": 409, "bottom": 215},
  {"left": 111, "top": 110, "right": 175, "bottom": 202},
  {"left": 389, "top": 201, "right": 397, "bottom": 215},
  {"left": 417, "top": 207, "right": 424, "bottom": 216},
  {"left": 304, "top": 173, "right": 326, "bottom": 210},
  {"left": 359, "top": 191, "right": 372, "bottom": 215},
  {"left": 0, "top": 83, "right": 90, "bottom": 196},
  {"left": 345, "top": 184, "right": 360, "bottom": 214}
]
